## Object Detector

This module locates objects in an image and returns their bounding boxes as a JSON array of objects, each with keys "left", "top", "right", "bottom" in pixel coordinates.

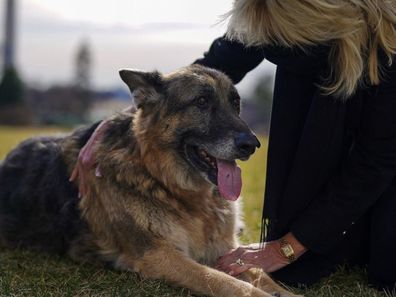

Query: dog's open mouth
[{"left": 185, "top": 145, "right": 241, "bottom": 201}]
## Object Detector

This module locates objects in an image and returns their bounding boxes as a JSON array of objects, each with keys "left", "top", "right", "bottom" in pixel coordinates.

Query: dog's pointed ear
[{"left": 119, "top": 69, "right": 164, "bottom": 108}]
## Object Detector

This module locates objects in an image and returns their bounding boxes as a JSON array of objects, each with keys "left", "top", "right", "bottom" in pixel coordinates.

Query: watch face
[{"left": 281, "top": 245, "right": 294, "bottom": 257}]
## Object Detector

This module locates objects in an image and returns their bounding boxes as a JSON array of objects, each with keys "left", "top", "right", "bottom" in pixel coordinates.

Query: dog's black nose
[{"left": 235, "top": 132, "right": 261, "bottom": 156}]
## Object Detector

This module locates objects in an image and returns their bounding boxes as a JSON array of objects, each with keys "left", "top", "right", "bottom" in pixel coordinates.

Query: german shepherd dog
[{"left": 0, "top": 65, "right": 299, "bottom": 297}]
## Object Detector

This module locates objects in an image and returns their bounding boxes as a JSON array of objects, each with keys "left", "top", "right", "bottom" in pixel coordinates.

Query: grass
[{"left": 0, "top": 126, "right": 394, "bottom": 297}]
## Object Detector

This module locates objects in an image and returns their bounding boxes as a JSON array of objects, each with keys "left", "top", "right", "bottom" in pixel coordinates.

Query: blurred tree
[
  {"left": 0, "top": 68, "right": 24, "bottom": 106},
  {"left": 18, "top": 41, "right": 95, "bottom": 126},
  {"left": 75, "top": 40, "right": 92, "bottom": 91},
  {"left": 72, "top": 40, "right": 93, "bottom": 123},
  {"left": 0, "top": 68, "right": 34, "bottom": 125}
]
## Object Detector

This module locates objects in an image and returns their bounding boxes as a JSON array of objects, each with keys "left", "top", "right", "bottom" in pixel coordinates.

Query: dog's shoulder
[
  {"left": 64, "top": 120, "right": 103, "bottom": 150},
  {"left": 101, "top": 112, "right": 135, "bottom": 149}
]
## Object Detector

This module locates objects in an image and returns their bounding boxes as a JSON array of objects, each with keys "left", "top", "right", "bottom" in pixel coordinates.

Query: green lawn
[{"left": 0, "top": 126, "right": 393, "bottom": 297}]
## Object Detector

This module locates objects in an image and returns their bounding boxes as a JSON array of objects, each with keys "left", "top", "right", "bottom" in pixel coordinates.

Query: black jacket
[{"left": 195, "top": 37, "right": 396, "bottom": 255}]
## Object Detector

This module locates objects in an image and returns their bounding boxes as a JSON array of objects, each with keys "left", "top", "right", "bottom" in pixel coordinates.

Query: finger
[
  {"left": 225, "top": 246, "right": 245, "bottom": 257},
  {"left": 227, "top": 263, "right": 255, "bottom": 276},
  {"left": 218, "top": 253, "right": 250, "bottom": 272},
  {"left": 243, "top": 250, "right": 262, "bottom": 261},
  {"left": 217, "top": 247, "right": 245, "bottom": 266},
  {"left": 217, "top": 253, "right": 243, "bottom": 270}
]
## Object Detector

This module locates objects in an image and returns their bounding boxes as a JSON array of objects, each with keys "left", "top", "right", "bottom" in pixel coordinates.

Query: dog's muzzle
[{"left": 234, "top": 132, "right": 261, "bottom": 159}]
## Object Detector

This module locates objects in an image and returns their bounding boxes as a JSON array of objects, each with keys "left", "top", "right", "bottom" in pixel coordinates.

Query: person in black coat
[
  {"left": 209, "top": 0, "right": 396, "bottom": 292},
  {"left": 204, "top": 37, "right": 396, "bottom": 291},
  {"left": 72, "top": 0, "right": 396, "bottom": 291}
]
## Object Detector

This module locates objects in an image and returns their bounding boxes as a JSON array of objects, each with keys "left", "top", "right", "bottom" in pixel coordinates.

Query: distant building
[
  {"left": 3, "top": 0, "right": 16, "bottom": 72},
  {"left": 0, "top": 0, "right": 25, "bottom": 115}
]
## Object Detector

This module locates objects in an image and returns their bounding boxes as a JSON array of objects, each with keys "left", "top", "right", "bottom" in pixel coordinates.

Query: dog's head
[{"left": 120, "top": 65, "right": 260, "bottom": 201}]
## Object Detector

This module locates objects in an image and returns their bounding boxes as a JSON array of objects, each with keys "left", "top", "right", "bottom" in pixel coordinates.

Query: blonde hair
[{"left": 226, "top": 0, "right": 396, "bottom": 98}]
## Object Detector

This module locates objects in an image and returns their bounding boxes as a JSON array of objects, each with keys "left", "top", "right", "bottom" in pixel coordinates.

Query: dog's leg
[
  {"left": 129, "top": 244, "right": 274, "bottom": 297},
  {"left": 240, "top": 269, "right": 303, "bottom": 297}
]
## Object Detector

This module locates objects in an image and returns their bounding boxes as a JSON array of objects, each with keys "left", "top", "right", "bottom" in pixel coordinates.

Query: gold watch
[{"left": 278, "top": 238, "right": 296, "bottom": 263}]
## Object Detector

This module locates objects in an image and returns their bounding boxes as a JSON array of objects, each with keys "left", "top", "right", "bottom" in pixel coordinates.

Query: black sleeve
[
  {"left": 194, "top": 36, "right": 265, "bottom": 84},
  {"left": 290, "top": 62, "right": 396, "bottom": 254}
]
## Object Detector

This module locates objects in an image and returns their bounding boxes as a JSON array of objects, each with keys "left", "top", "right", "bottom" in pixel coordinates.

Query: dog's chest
[{"left": 177, "top": 197, "right": 240, "bottom": 266}]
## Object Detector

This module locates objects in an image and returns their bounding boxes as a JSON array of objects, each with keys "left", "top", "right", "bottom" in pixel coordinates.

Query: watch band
[{"left": 278, "top": 238, "right": 296, "bottom": 263}]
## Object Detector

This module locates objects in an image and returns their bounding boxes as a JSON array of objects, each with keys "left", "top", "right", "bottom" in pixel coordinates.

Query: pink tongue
[{"left": 217, "top": 159, "right": 242, "bottom": 201}]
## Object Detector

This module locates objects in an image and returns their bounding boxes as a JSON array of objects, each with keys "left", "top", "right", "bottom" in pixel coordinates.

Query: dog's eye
[{"left": 195, "top": 97, "right": 209, "bottom": 108}]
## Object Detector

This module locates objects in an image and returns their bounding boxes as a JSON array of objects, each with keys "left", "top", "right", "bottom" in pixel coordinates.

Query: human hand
[
  {"left": 216, "top": 233, "right": 307, "bottom": 276},
  {"left": 216, "top": 241, "right": 289, "bottom": 276}
]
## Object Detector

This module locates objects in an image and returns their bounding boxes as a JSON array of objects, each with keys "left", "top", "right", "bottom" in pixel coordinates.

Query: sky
[{"left": 1, "top": 0, "right": 275, "bottom": 95}]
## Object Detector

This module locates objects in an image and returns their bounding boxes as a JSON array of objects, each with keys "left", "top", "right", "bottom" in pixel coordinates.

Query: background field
[{"left": 0, "top": 126, "right": 394, "bottom": 297}]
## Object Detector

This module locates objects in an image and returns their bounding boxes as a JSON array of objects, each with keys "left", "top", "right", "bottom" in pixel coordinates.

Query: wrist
[
  {"left": 273, "top": 241, "right": 291, "bottom": 265},
  {"left": 286, "top": 232, "right": 307, "bottom": 257},
  {"left": 276, "top": 232, "right": 307, "bottom": 263}
]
